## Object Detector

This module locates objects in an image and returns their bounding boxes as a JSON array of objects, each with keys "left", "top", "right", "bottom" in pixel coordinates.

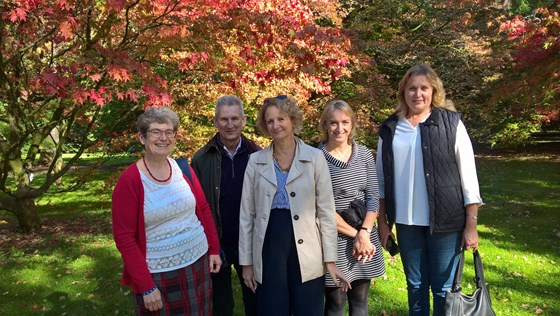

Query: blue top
[{"left": 270, "top": 160, "right": 291, "bottom": 209}]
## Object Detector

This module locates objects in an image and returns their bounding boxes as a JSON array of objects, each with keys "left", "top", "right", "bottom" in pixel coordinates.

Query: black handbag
[
  {"left": 444, "top": 249, "right": 496, "bottom": 316},
  {"left": 337, "top": 198, "right": 366, "bottom": 229}
]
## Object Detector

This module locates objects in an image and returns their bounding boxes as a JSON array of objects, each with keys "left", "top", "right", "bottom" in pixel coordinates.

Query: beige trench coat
[{"left": 238, "top": 137, "right": 338, "bottom": 283}]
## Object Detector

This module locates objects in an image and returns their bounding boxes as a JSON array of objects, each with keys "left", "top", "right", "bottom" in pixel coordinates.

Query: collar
[
  {"left": 254, "top": 137, "right": 312, "bottom": 164},
  {"left": 217, "top": 136, "right": 243, "bottom": 158}
]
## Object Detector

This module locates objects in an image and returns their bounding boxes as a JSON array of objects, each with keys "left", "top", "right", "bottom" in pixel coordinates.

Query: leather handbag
[
  {"left": 336, "top": 198, "right": 366, "bottom": 229},
  {"left": 444, "top": 249, "right": 496, "bottom": 316}
]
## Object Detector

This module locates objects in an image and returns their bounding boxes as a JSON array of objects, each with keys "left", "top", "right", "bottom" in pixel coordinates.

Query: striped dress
[{"left": 319, "top": 142, "right": 386, "bottom": 287}]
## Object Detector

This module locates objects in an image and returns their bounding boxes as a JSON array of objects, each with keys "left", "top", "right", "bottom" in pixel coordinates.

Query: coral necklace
[{"left": 142, "top": 157, "right": 172, "bottom": 183}]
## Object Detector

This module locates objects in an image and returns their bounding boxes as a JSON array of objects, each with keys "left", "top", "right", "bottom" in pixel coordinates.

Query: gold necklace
[{"left": 329, "top": 145, "right": 351, "bottom": 162}]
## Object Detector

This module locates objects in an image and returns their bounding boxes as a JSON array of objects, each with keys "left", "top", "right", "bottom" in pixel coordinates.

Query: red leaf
[
  {"left": 72, "top": 90, "right": 90, "bottom": 105},
  {"left": 59, "top": 20, "right": 73, "bottom": 39},
  {"left": 10, "top": 8, "right": 27, "bottom": 22},
  {"left": 126, "top": 90, "right": 139, "bottom": 102},
  {"left": 89, "top": 90, "right": 105, "bottom": 106},
  {"left": 108, "top": 66, "right": 131, "bottom": 82}
]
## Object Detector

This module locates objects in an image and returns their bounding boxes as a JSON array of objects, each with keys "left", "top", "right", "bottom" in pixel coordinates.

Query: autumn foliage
[
  {"left": 0, "top": 0, "right": 351, "bottom": 231},
  {"left": 497, "top": 5, "right": 560, "bottom": 125},
  {"left": 2, "top": 0, "right": 350, "bottom": 107},
  {"left": 1, "top": 0, "right": 559, "bottom": 232}
]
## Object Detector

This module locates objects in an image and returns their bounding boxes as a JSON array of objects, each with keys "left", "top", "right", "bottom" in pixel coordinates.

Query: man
[{"left": 191, "top": 95, "right": 260, "bottom": 316}]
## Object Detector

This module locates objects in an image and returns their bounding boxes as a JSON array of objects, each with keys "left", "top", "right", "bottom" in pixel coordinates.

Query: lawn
[{"left": 0, "top": 154, "right": 558, "bottom": 315}]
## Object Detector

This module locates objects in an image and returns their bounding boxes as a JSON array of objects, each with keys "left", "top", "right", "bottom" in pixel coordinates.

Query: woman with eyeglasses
[
  {"left": 112, "top": 106, "right": 221, "bottom": 315},
  {"left": 239, "top": 96, "right": 351, "bottom": 315}
]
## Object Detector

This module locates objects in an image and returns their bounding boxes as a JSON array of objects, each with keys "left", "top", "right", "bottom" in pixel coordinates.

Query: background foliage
[
  {"left": 1, "top": 0, "right": 559, "bottom": 228},
  {"left": 0, "top": 0, "right": 352, "bottom": 230},
  {"left": 1, "top": 1, "right": 559, "bottom": 314}
]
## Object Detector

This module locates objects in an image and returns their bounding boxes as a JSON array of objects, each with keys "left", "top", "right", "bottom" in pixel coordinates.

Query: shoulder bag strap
[{"left": 175, "top": 158, "right": 193, "bottom": 183}]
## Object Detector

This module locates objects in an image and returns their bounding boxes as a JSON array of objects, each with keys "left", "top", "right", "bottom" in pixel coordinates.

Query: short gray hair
[
  {"left": 136, "top": 106, "right": 179, "bottom": 135},
  {"left": 215, "top": 95, "right": 244, "bottom": 117}
]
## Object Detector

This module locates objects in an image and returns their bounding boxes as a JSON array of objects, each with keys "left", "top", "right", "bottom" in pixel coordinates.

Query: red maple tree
[
  {"left": 493, "top": 5, "right": 560, "bottom": 143},
  {"left": 0, "top": 0, "right": 351, "bottom": 231}
]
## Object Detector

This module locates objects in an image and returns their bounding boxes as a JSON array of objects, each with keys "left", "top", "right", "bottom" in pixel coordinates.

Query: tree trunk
[
  {"left": 50, "top": 127, "right": 64, "bottom": 185},
  {"left": 13, "top": 198, "right": 41, "bottom": 232}
]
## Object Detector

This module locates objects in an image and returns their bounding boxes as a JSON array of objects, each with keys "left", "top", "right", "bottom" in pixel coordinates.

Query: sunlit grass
[{"left": 0, "top": 155, "right": 559, "bottom": 315}]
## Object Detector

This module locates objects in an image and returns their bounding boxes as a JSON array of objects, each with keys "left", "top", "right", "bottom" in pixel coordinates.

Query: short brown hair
[{"left": 256, "top": 95, "right": 303, "bottom": 136}]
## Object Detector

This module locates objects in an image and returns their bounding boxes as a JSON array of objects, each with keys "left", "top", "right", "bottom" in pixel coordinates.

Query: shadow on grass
[
  {"left": 0, "top": 218, "right": 132, "bottom": 315},
  {"left": 481, "top": 255, "right": 560, "bottom": 315},
  {"left": 478, "top": 204, "right": 560, "bottom": 255},
  {"left": 473, "top": 156, "right": 560, "bottom": 315},
  {"left": 0, "top": 162, "right": 135, "bottom": 315},
  {"left": 0, "top": 155, "right": 558, "bottom": 315}
]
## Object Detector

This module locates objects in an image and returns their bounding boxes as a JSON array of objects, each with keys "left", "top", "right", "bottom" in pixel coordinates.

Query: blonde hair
[
  {"left": 396, "top": 64, "right": 455, "bottom": 118},
  {"left": 256, "top": 95, "right": 303, "bottom": 136},
  {"left": 319, "top": 100, "right": 357, "bottom": 144}
]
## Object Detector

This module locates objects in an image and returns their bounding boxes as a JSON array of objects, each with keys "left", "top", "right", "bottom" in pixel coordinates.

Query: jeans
[
  {"left": 396, "top": 224, "right": 462, "bottom": 316},
  {"left": 212, "top": 246, "right": 257, "bottom": 316}
]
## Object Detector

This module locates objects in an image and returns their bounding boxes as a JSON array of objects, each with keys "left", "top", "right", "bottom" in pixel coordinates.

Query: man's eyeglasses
[{"left": 147, "top": 129, "right": 176, "bottom": 138}]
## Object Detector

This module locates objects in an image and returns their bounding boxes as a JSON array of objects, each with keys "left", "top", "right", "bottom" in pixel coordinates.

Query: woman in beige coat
[{"left": 239, "top": 95, "right": 350, "bottom": 316}]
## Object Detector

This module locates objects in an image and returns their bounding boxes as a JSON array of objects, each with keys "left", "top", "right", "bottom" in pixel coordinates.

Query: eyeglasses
[{"left": 147, "top": 129, "right": 176, "bottom": 138}]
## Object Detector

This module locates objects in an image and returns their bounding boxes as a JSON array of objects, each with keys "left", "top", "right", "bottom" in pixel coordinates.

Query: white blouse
[
  {"left": 141, "top": 158, "right": 208, "bottom": 273},
  {"left": 376, "top": 114, "right": 483, "bottom": 226}
]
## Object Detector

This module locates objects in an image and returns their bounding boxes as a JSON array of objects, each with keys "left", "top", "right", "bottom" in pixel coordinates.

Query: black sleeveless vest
[{"left": 379, "top": 107, "right": 465, "bottom": 233}]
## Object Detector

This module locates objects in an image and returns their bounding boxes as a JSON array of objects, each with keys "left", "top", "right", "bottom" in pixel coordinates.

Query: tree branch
[{"left": 0, "top": 194, "right": 16, "bottom": 213}]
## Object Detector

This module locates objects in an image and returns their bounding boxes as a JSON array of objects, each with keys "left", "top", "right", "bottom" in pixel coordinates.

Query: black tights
[{"left": 324, "top": 279, "right": 371, "bottom": 316}]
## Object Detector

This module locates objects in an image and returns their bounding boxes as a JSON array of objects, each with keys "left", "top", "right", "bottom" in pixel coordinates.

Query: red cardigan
[{"left": 111, "top": 162, "right": 220, "bottom": 293}]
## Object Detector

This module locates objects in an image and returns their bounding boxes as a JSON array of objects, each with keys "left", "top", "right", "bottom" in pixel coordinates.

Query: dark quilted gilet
[
  {"left": 379, "top": 108, "right": 465, "bottom": 233},
  {"left": 379, "top": 115, "right": 398, "bottom": 227}
]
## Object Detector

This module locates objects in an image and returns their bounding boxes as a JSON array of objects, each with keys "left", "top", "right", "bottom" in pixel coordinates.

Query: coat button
[
  {"left": 293, "top": 215, "right": 299, "bottom": 220},
  {"left": 426, "top": 173, "right": 430, "bottom": 177},
  {"left": 298, "top": 239, "right": 303, "bottom": 244},
  {"left": 290, "top": 192, "right": 296, "bottom": 197}
]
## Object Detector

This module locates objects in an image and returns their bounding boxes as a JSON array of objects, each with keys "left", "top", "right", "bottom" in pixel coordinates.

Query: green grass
[{"left": 1, "top": 154, "right": 559, "bottom": 315}]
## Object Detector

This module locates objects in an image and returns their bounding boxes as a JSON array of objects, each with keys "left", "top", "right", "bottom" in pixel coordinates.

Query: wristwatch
[{"left": 360, "top": 227, "right": 372, "bottom": 233}]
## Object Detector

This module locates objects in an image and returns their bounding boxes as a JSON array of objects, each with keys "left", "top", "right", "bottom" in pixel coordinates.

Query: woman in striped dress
[{"left": 319, "top": 100, "right": 386, "bottom": 316}]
